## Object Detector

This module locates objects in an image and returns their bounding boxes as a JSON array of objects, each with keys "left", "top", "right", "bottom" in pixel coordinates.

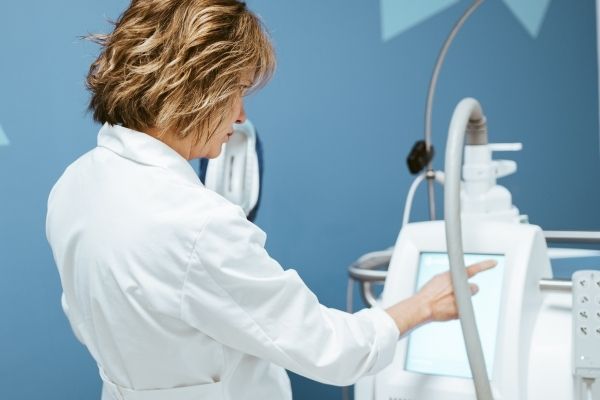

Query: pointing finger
[{"left": 466, "top": 259, "right": 497, "bottom": 278}]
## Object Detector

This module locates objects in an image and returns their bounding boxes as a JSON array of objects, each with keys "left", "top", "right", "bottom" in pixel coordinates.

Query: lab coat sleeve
[{"left": 180, "top": 205, "right": 400, "bottom": 386}]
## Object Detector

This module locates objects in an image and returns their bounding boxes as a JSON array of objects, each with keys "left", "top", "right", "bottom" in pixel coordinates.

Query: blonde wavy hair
[{"left": 86, "top": 0, "right": 275, "bottom": 143}]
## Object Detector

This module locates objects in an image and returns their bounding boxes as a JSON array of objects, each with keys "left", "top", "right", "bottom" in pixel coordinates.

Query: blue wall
[{"left": 0, "top": 1, "right": 597, "bottom": 399}]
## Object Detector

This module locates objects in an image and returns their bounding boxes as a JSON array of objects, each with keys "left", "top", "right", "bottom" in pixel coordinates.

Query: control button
[
  {"left": 579, "top": 295, "right": 590, "bottom": 304},
  {"left": 580, "top": 279, "right": 588, "bottom": 287},
  {"left": 579, "top": 311, "right": 589, "bottom": 319},
  {"left": 581, "top": 326, "right": 588, "bottom": 335}
]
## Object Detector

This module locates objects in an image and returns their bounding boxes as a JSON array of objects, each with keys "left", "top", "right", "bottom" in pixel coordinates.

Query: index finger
[{"left": 466, "top": 259, "right": 497, "bottom": 278}]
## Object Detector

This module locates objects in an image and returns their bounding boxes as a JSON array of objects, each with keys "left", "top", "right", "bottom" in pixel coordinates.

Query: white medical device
[
  {"left": 349, "top": 1, "right": 600, "bottom": 398},
  {"left": 202, "top": 119, "right": 261, "bottom": 219},
  {"left": 353, "top": 98, "right": 600, "bottom": 400}
]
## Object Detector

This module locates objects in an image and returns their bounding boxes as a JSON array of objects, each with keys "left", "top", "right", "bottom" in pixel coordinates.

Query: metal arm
[
  {"left": 424, "top": 0, "right": 485, "bottom": 220},
  {"left": 347, "top": 249, "right": 392, "bottom": 308},
  {"left": 544, "top": 231, "right": 600, "bottom": 244}
]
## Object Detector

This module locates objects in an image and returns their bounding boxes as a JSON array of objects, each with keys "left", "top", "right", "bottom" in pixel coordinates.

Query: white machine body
[{"left": 355, "top": 220, "right": 580, "bottom": 400}]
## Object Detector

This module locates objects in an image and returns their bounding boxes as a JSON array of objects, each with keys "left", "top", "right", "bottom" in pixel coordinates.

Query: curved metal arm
[
  {"left": 347, "top": 267, "right": 388, "bottom": 282},
  {"left": 424, "top": 0, "right": 485, "bottom": 220},
  {"left": 347, "top": 249, "right": 392, "bottom": 308}
]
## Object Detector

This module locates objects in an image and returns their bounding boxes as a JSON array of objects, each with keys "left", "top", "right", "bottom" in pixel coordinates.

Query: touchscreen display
[{"left": 404, "top": 252, "right": 505, "bottom": 379}]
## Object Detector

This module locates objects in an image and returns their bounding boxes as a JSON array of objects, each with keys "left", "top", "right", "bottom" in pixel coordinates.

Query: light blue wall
[{"left": 0, "top": 1, "right": 597, "bottom": 399}]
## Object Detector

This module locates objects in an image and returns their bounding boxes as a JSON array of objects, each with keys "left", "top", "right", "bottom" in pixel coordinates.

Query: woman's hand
[
  {"left": 416, "top": 259, "right": 497, "bottom": 322},
  {"left": 385, "top": 259, "right": 497, "bottom": 334}
]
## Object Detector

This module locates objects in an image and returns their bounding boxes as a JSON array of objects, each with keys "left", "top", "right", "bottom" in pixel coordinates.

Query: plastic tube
[
  {"left": 402, "top": 171, "right": 446, "bottom": 228},
  {"left": 402, "top": 173, "right": 426, "bottom": 228},
  {"left": 444, "top": 98, "right": 493, "bottom": 399}
]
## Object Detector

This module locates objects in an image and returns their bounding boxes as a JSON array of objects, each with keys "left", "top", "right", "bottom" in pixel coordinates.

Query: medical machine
[
  {"left": 199, "top": 119, "right": 263, "bottom": 221},
  {"left": 350, "top": 98, "right": 600, "bottom": 400},
  {"left": 345, "top": 0, "right": 600, "bottom": 397}
]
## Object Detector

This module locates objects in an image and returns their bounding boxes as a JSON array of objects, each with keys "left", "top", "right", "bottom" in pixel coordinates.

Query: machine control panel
[{"left": 572, "top": 270, "right": 600, "bottom": 378}]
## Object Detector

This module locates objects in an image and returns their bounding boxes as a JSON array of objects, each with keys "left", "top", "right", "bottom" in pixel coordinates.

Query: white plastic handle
[
  {"left": 493, "top": 160, "right": 517, "bottom": 179},
  {"left": 488, "top": 142, "right": 523, "bottom": 152}
]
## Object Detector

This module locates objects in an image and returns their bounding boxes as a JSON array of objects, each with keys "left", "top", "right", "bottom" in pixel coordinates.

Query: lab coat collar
[{"left": 97, "top": 123, "right": 202, "bottom": 186}]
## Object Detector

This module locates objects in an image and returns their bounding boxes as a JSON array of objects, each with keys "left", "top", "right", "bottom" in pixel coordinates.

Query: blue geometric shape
[
  {"left": 380, "top": 0, "right": 459, "bottom": 42},
  {"left": 0, "top": 124, "right": 9, "bottom": 146},
  {"left": 503, "top": 0, "right": 552, "bottom": 38}
]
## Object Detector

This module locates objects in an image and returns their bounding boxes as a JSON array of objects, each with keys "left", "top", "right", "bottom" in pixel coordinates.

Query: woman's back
[{"left": 47, "top": 123, "right": 294, "bottom": 399}]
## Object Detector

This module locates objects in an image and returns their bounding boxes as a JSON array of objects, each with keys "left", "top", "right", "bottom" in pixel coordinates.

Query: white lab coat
[{"left": 46, "top": 123, "right": 400, "bottom": 400}]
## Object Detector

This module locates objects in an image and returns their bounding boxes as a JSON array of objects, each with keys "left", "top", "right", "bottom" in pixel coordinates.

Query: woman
[{"left": 46, "top": 1, "right": 495, "bottom": 399}]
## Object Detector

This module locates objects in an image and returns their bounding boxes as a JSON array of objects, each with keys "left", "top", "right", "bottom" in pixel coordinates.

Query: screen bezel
[{"left": 376, "top": 221, "right": 525, "bottom": 398}]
